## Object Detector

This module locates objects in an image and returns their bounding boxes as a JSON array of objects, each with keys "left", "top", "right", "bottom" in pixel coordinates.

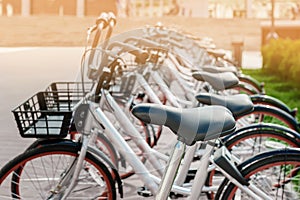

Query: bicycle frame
[
  {"left": 99, "top": 89, "right": 198, "bottom": 193},
  {"left": 95, "top": 91, "right": 209, "bottom": 198},
  {"left": 58, "top": 30, "right": 277, "bottom": 199},
  {"left": 91, "top": 61, "right": 276, "bottom": 198},
  {"left": 97, "top": 88, "right": 274, "bottom": 199}
]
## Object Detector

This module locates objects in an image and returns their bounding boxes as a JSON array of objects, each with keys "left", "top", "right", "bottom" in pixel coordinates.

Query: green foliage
[
  {"left": 261, "top": 38, "right": 300, "bottom": 83},
  {"left": 243, "top": 69, "right": 300, "bottom": 121}
]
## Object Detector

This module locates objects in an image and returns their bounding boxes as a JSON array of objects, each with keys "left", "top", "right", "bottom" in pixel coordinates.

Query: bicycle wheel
[
  {"left": 0, "top": 143, "right": 116, "bottom": 199},
  {"left": 231, "top": 83, "right": 259, "bottom": 95},
  {"left": 204, "top": 124, "right": 300, "bottom": 199},
  {"left": 223, "top": 124, "right": 300, "bottom": 162},
  {"left": 237, "top": 105, "right": 299, "bottom": 131},
  {"left": 100, "top": 100, "right": 150, "bottom": 179},
  {"left": 131, "top": 84, "right": 166, "bottom": 146},
  {"left": 250, "top": 94, "right": 296, "bottom": 118},
  {"left": 238, "top": 74, "right": 263, "bottom": 94},
  {"left": 93, "top": 132, "right": 119, "bottom": 170},
  {"left": 216, "top": 148, "right": 300, "bottom": 200}
]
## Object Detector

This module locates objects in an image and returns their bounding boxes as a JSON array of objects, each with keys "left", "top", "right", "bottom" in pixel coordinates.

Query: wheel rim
[
  {"left": 227, "top": 161, "right": 300, "bottom": 199},
  {"left": 1, "top": 151, "right": 114, "bottom": 199}
]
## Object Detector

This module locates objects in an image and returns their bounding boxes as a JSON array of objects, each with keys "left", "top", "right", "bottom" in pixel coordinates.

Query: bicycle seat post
[{"left": 155, "top": 140, "right": 186, "bottom": 200}]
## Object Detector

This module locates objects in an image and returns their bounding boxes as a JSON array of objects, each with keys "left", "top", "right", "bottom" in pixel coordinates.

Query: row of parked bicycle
[{"left": 0, "top": 12, "right": 300, "bottom": 199}]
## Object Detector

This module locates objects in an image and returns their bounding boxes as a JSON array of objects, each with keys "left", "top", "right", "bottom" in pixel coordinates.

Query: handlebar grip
[
  {"left": 107, "top": 12, "right": 117, "bottom": 26},
  {"left": 108, "top": 41, "right": 149, "bottom": 63},
  {"left": 96, "top": 12, "right": 109, "bottom": 29}
]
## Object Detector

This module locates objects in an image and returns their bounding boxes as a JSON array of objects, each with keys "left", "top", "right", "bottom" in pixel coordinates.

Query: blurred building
[
  {"left": 123, "top": 0, "right": 300, "bottom": 19},
  {"left": 0, "top": 0, "right": 117, "bottom": 16},
  {"left": 0, "top": 0, "right": 299, "bottom": 19}
]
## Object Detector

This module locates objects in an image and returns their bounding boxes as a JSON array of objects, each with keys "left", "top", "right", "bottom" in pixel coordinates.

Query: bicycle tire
[
  {"left": 205, "top": 124, "right": 300, "bottom": 199},
  {"left": 238, "top": 74, "right": 263, "bottom": 94},
  {"left": 27, "top": 135, "right": 120, "bottom": 171},
  {"left": 250, "top": 94, "right": 296, "bottom": 118},
  {"left": 139, "top": 83, "right": 167, "bottom": 146},
  {"left": 101, "top": 103, "right": 150, "bottom": 179},
  {"left": 94, "top": 132, "right": 119, "bottom": 169},
  {"left": 0, "top": 143, "right": 116, "bottom": 199},
  {"left": 224, "top": 123, "right": 300, "bottom": 161},
  {"left": 231, "top": 83, "right": 259, "bottom": 95},
  {"left": 216, "top": 148, "right": 300, "bottom": 199},
  {"left": 237, "top": 105, "right": 299, "bottom": 131}
]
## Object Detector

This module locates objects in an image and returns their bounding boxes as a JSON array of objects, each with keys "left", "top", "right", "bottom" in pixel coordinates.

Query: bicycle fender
[
  {"left": 238, "top": 74, "right": 263, "bottom": 93},
  {"left": 232, "top": 83, "right": 258, "bottom": 95},
  {"left": 88, "top": 146, "right": 123, "bottom": 198},
  {"left": 243, "top": 105, "right": 299, "bottom": 131},
  {"left": 250, "top": 94, "right": 295, "bottom": 117},
  {"left": 237, "top": 148, "right": 300, "bottom": 171},
  {"left": 25, "top": 138, "right": 76, "bottom": 151},
  {"left": 222, "top": 122, "right": 300, "bottom": 144},
  {"left": 215, "top": 148, "right": 300, "bottom": 199}
]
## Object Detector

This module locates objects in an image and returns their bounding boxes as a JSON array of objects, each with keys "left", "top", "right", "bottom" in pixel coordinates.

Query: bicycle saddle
[
  {"left": 207, "top": 49, "right": 226, "bottom": 58},
  {"left": 132, "top": 104, "right": 236, "bottom": 146},
  {"left": 192, "top": 71, "right": 239, "bottom": 91},
  {"left": 202, "top": 65, "right": 238, "bottom": 75},
  {"left": 195, "top": 93, "right": 254, "bottom": 119}
]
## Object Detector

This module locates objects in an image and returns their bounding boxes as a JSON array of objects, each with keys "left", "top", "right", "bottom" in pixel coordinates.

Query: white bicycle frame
[
  {"left": 110, "top": 63, "right": 273, "bottom": 198},
  {"left": 96, "top": 87, "right": 272, "bottom": 199},
  {"left": 63, "top": 42, "right": 273, "bottom": 199}
]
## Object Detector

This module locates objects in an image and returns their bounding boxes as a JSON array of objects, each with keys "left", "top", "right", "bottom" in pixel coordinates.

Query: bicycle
[
  {"left": 0, "top": 40, "right": 298, "bottom": 200},
  {"left": 0, "top": 47, "right": 237, "bottom": 199},
  {"left": 84, "top": 21, "right": 300, "bottom": 199},
  {"left": 124, "top": 35, "right": 298, "bottom": 123},
  {"left": 132, "top": 103, "right": 300, "bottom": 200},
  {"left": 139, "top": 26, "right": 298, "bottom": 118},
  {"left": 1, "top": 16, "right": 298, "bottom": 200}
]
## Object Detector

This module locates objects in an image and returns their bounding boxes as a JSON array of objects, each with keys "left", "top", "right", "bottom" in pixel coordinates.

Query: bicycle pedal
[
  {"left": 193, "top": 155, "right": 201, "bottom": 161},
  {"left": 184, "top": 169, "right": 197, "bottom": 183},
  {"left": 137, "top": 186, "right": 153, "bottom": 197},
  {"left": 169, "top": 191, "right": 187, "bottom": 199}
]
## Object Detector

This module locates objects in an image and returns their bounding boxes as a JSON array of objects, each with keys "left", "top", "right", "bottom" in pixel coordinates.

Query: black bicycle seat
[
  {"left": 131, "top": 104, "right": 236, "bottom": 146},
  {"left": 192, "top": 71, "right": 239, "bottom": 91},
  {"left": 195, "top": 93, "right": 254, "bottom": 119}
]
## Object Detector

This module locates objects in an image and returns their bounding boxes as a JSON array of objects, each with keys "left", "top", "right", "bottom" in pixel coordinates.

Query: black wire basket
[{"left": 12, "top": 82, "right": 93, "bottom": 138}]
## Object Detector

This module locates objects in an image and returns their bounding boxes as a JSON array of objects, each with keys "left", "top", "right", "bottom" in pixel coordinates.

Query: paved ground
[
  {"left": 0, "top": 47, "right": 261, "bottom": 199},
  {"left": 0, "top": 47, "right": 83, "bottom": 170},
  {"left": 0, "top": 17, "right": 262, "bottom": 51}
]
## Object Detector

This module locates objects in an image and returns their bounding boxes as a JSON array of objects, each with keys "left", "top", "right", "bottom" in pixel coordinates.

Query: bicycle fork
[
  {"left": 47, "top": 134, "right": 91, "bottom": 200},
  {"left": 60, "top": 134, "right": 91, "bottom": 200},
  {"left": 50, "top": 104, "right": 98, "bottom": 199}
]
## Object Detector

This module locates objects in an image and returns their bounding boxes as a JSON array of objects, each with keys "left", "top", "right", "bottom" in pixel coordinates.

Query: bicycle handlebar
[
  {"left": 108, "top": 41, "right": 149, "bottom": 64},
  {"left": 124, "top": 37, "right": 167, "bottom": 51},
  {"left": 87, "top": 12, "right": 113, "bottom": 35},
  {"left": 95, "top": 12, "right": 109, "bottom": 29},
  {"left": 107, "top": 12, "right": 117, "bottom": 27}
]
